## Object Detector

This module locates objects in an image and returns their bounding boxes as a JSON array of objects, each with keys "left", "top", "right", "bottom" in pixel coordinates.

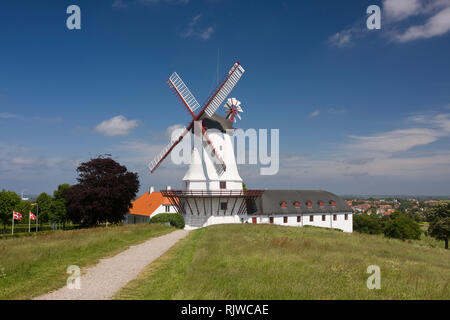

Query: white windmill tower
[{"left": 148, "top": 62, "right": 263, "bottom": 228}]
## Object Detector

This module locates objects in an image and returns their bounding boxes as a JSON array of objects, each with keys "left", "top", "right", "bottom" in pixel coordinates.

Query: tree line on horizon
[
  {"left": 353, "top": 206, "right": 450, "bottom": 249},
  {"left": 0, "top": 155, "right": 139, "bottom": 233}
]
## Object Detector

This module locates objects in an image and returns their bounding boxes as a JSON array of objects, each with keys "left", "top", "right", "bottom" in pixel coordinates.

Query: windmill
[
  {"left": 148, "top": 62, "right": 246, "bottom": 176},
  {"left": 224, "top": 98, "right": 243, "bottom": 123}
]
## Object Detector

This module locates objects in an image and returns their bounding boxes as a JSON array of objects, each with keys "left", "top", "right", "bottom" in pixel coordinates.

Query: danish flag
[
  {"left": 13, "top": 211, "right": 23, "bottom": 220},
  {"left": 29, "top": 211, "right": 37, "bottom": 221}
]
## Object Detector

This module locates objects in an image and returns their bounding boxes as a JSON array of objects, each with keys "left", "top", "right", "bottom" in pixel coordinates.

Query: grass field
[
  {"left": 0, "top": 223, "right": 173, "bottom": 300},
  {"left": 114, "top": 224, "right": 450, "bottom": 300}
]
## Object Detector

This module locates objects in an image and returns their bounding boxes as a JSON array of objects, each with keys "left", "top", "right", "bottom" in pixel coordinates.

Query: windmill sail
[
  {"left": 168, "top": 72, "right": 201, "bottom": 115},
  {"left": 148, "top": 126, "right": 188, "bottom": 173},
  {"left": 203, "top": 63, "right": 245, "bottom": 117}
]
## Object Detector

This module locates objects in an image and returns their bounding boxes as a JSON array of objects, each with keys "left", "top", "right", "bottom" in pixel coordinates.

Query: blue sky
[{"left": 1, "top": 0, "right": 450, "bottom": 196}]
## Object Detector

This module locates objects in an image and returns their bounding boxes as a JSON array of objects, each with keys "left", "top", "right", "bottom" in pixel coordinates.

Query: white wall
[
  {"left": 150, "top": 204, "right": 177, "bottom": 219},
  {"left": 245, "top": 212, "right": 353, "bottom": 233}
]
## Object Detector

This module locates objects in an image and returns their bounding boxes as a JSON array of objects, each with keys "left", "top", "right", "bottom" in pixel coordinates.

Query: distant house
[{"left": 124, "top": 187, "right": 176, "bottom": 224}]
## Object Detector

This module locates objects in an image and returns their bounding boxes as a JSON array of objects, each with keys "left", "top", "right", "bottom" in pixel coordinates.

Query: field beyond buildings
[{"left": 115, "top": 224, "right": 450, "bottom": 300}]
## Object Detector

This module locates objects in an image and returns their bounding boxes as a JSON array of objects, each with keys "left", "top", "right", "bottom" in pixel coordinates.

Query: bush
[
  {"left": 353, "top": 213, "right": 384, "bottom": 234},
  {"left": 384, "top": 213, "right": 421, "bottom": 240},
  {"left": 151, "top": 213, "right": 185, "bottom": 229}
]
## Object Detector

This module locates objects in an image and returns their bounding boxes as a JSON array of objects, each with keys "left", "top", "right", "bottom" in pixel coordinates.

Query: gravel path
[{"left": 35, "top": 229, "right": 190, "bottom": 300}]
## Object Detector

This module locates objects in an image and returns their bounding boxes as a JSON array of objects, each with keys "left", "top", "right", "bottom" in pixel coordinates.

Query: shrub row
[{"left": 150, "top": 213, "right": 185, "bottom": 229}]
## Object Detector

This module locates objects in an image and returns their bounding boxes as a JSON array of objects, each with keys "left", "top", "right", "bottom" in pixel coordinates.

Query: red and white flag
[
  {"left": 13, "top": 211, "right": 23, "bottom": 220},
  {"left": 29, "top": 211, "right": 37, "bottom": 221}
]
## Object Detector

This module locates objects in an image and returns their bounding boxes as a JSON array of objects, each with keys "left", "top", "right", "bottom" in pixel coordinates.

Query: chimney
[
  {"left": 149, "top": 186, "right": 154, "bottom": 194},
  {"left": 166, "top": 185, "right": 171, "bottom": 190}
]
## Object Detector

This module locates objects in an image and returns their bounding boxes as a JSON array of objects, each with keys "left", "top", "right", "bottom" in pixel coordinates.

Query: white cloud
[
  {"left": 199, "top": 26, "right": 215, "bottom": 40},
  {"left": 0, "top": 112, "right": 19, "bottom": 119},
  {"left": 347, "top": 128, "right": 440, "bottom": 153},
  {"left": 166, "top": 123, "right": 185, "bottom": 140},
  {"left": 112, "top": 0, "right": 127, "bottom": 8},
  {"left": 181, "top": 14, "right": 215, "bottom": 40},
  {"left": 95, "top": 115, "right": 138, "bottom": 136},
  {"left": 308, "top": 110, "right": 320, "bottom": 119},
  {"left": 383, "top": 0, "right": 423, "bottom": 21},
  {"left": 394, "top": 7, "right": 450, "bottom": 42},
  {"left": 328, "top": 30, "right": 352, "bottom": 47},
  {"left": 409, "top": 112, "right": 450, "bottom": 133},
  {"left": 237, "top": 111, "right": 450, "bottom": 193},
  {"left": 330, "top": 0, "right": 450, "bottom": 46}
]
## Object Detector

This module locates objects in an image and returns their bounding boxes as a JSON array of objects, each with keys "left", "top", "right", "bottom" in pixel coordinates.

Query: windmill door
[{"left": 252, "top": 217, "right": 257, "bottom": 224}]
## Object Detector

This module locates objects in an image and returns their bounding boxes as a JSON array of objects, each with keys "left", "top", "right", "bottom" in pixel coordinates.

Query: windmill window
[
  {"left": 310, "top": 215, "right": 314, "bottom": 222},
  {"left": 221, "top": 202, "right": 227, "bottom": 210},
  {"left": 322, "top": 215, "right": 326, "bottom": 221},
  {"left": 294, "top": 201, "right": 301, "bottom": 208},
  {"left": 307, "top": 201, "right": 312, "bottom": 208},
  {"left": 165, "top": 205, "right": 170, "bottom": 213},
  {"left": 220, "top": 181, "right": 226, "bottom": 189},
  {"left": 283, "top": 216, "right": 288, "bottom": 223},
  {"left": 330, "top": 201, "right": 336, "bottom": 207},
  {"left": 280, "top": 201, "right": 287, "bottom": 208},
  {"left": 297, "top": 216, "right": 301, "bottom": 223},
  {"left": 345, "top": 214, "right": 348, "bottom": 220},
  {"left": 333, "top": 214, "right": 337, "bottom": 221},
  {"left": 269, "top": 217, "right": 274, "bottom": 224},
  {"left": 319, "top": 201, "right": 325, "bottom": 207}
]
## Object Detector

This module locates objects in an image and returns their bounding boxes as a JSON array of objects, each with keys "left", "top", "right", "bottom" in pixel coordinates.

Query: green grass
[
  {"left": 114, "top": 224, "right": 450, "bottom": 300},
  {"left": 0, "top": 223, "right": 80, "bottom": 239},
  {"left": 0, "top": 223, "right": 174, "bottom": 300}
]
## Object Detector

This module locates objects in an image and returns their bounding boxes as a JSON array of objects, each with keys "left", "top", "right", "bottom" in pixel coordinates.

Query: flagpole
[
  {"left": 11, "top": 211, "right": 14, "bottom": 235},
  {"left": 36, "top": 204, "right": 39, "bottom": 232}
]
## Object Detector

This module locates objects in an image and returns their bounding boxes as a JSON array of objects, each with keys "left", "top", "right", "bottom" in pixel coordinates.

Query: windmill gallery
[{"left": 130, "top": 61, "right": 354, "bottom": 232}]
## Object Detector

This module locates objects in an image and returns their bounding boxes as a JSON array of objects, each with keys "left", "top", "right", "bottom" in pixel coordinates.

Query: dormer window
[
  {"left": 294, "top": 201, "right": 301, "bottom": 208},
  {"left": 220, "top": 181, "right": 226, "bottom": 189},
  {"left": 280, "top": 201, "right": 287, "bottom": 208},
  {"left": 319, "top": 201, "right": 325, "bottom": 207},
  {"left": 306, "top": 201, "right": 312, "bottom": 208},
  {"left": 330, "top": 200, "right": 336, "bottom": 207}
]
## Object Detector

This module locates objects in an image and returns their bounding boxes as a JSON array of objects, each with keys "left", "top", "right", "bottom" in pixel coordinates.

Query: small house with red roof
[{"left": 125, "top": 186, "right": 176, "bottom": 224}]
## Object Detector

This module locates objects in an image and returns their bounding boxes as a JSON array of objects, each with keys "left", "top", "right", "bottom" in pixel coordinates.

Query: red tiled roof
[{"left": 129, "top": 192, "right": 171, "bottom": 217}]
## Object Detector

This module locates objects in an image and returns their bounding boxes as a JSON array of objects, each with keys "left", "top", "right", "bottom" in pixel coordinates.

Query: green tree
[
  {"left": 53, "top": 184, "right": 70, "bottom": 202},
  {"left": 52, "top": 184, "right": 70, "bottom": 229},
  {"left": 425, "top": 201, "right": 450, "bottom": 249},
  {"left": 36, "top": 193, "right": 53, "bottom": 225},
  {"left": 49, "top": 200, "right": 66, "bottom": 229},
  {"left": 0, "top": 190, "right": 21, "bottom": 232},
  {"left": 16, "top": 200, "right": 32, "bottom": 225},
  {"left": 353, "top": 213, "right": 384, "bottom": 234},
  {"left": 384, "top": 213, "right": 421, "bottom": 240}
]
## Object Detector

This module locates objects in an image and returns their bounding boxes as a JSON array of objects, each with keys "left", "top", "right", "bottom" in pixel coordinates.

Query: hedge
[{"left": 150, "top": 213, "right": 185, "bottom": 229}]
